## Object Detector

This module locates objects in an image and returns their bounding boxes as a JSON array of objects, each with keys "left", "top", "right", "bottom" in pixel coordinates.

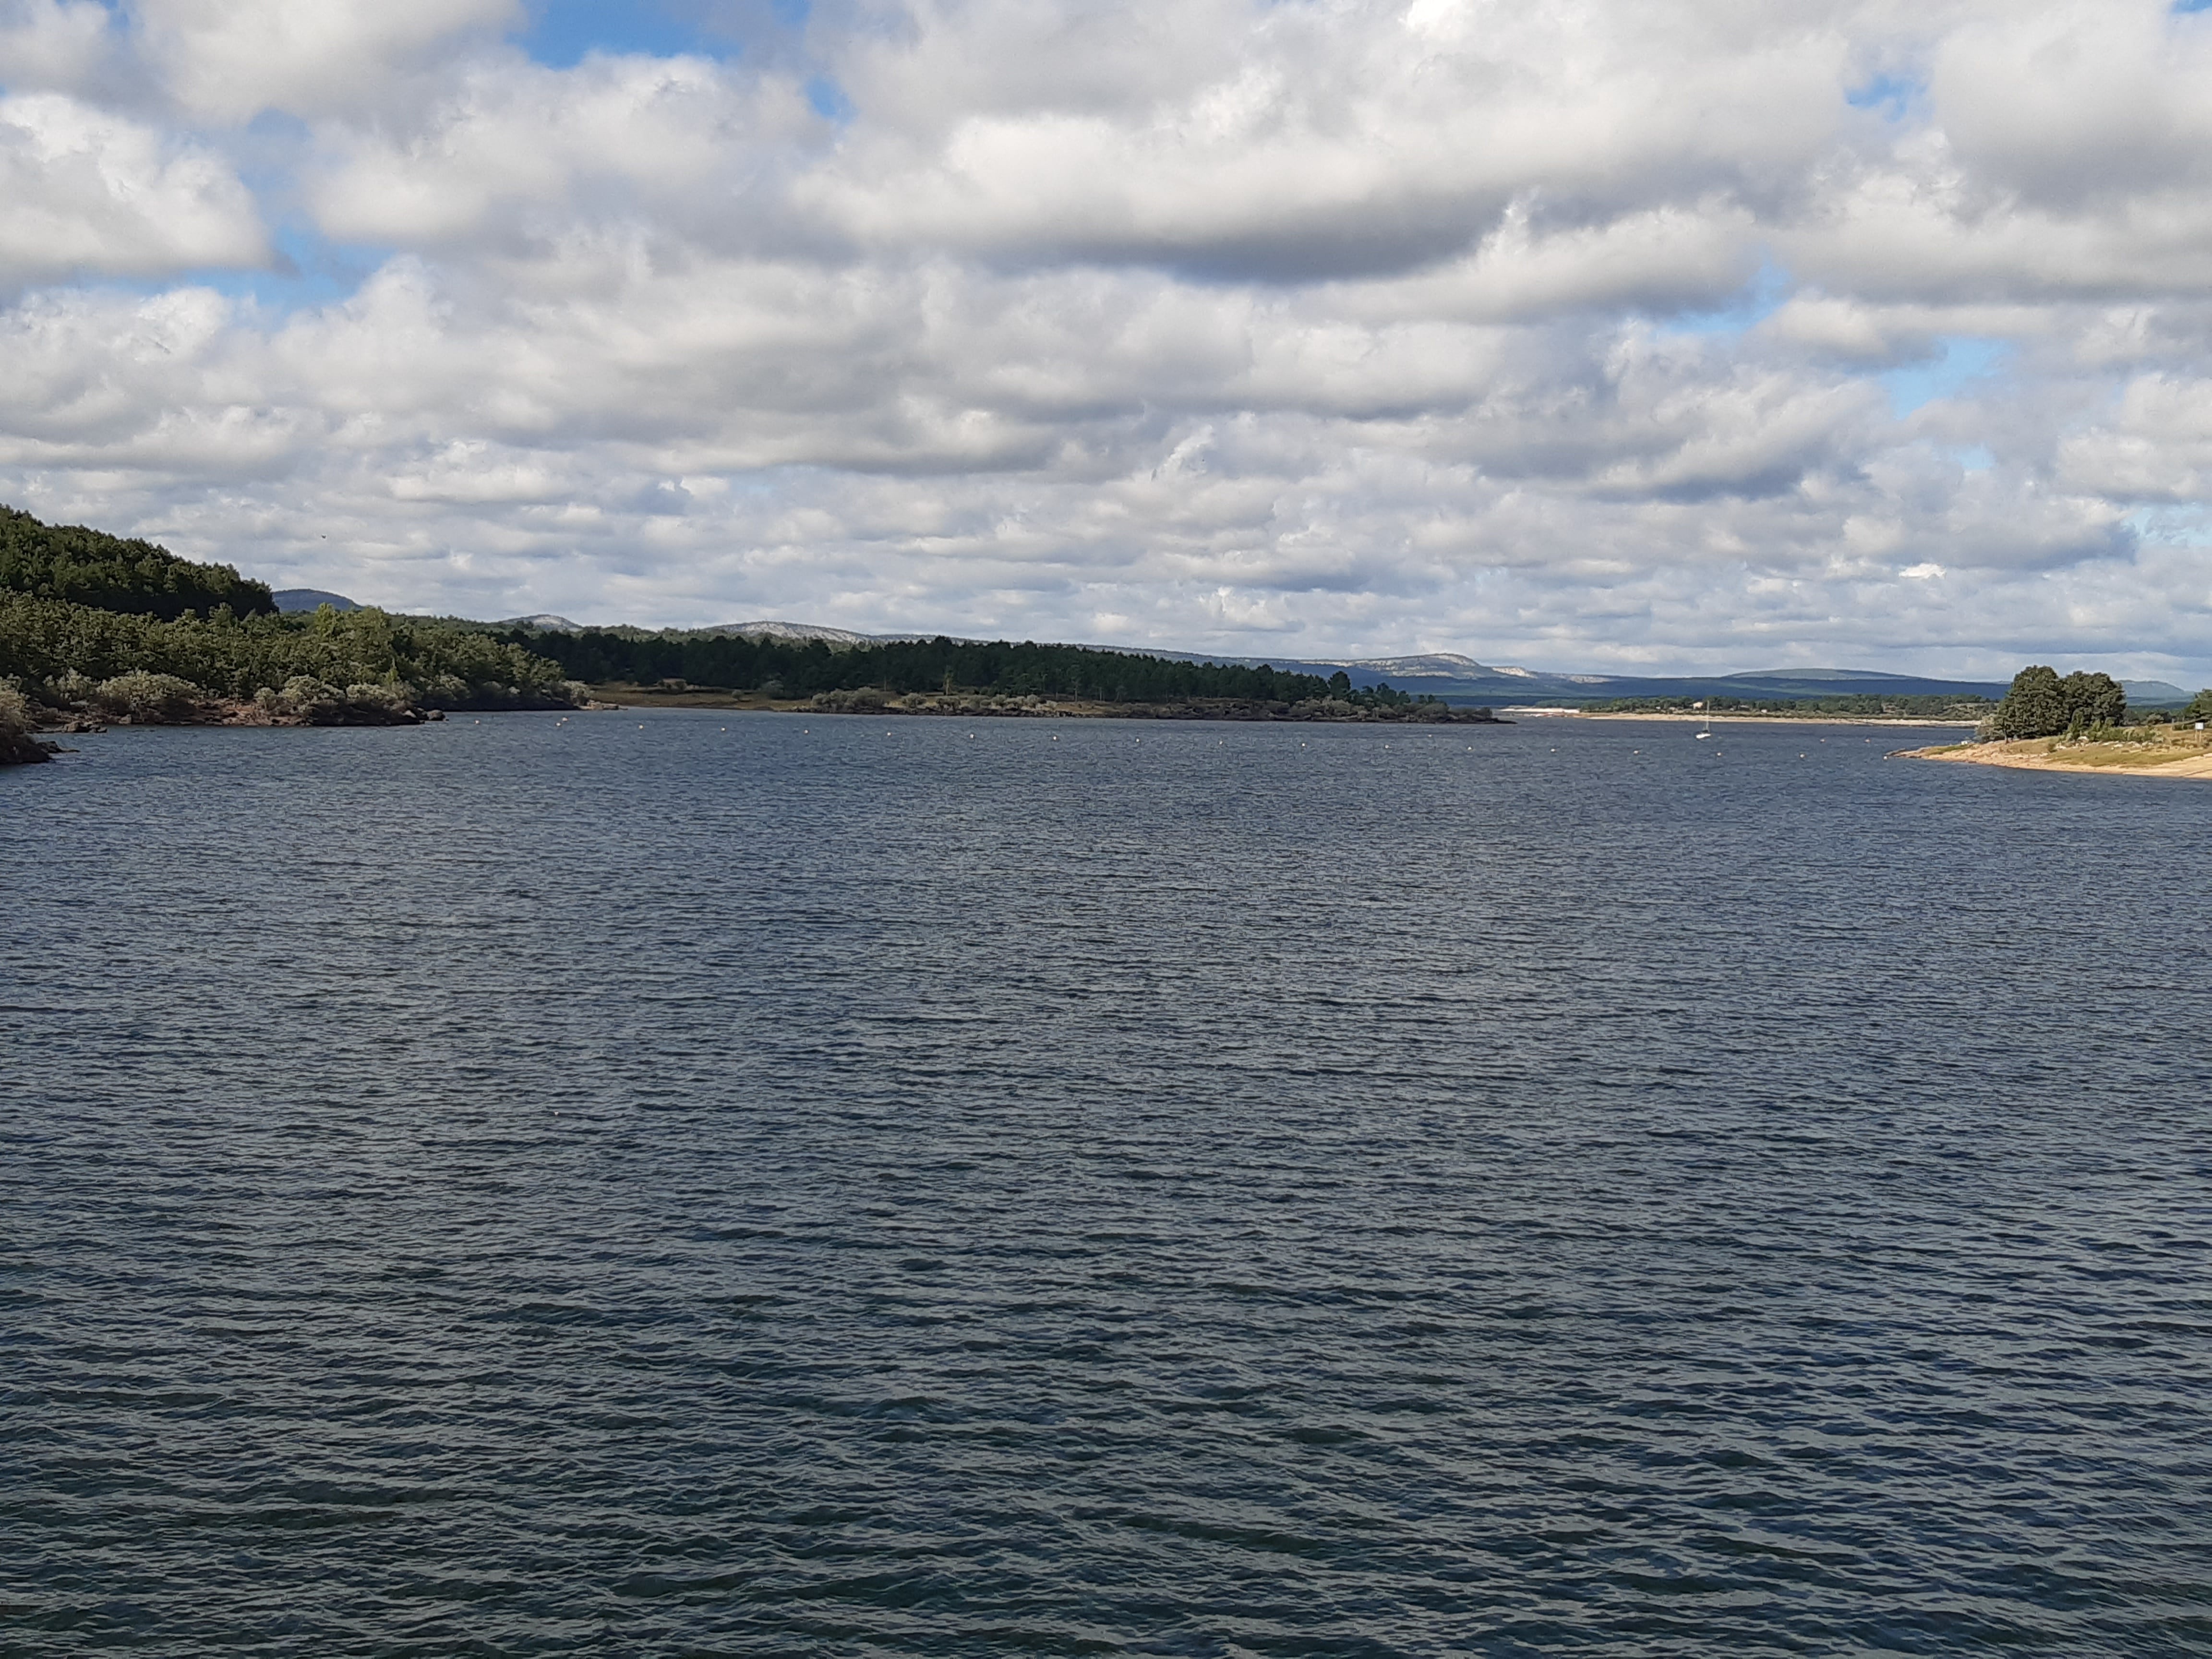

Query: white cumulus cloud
[{"left": 0, "top": 0, "right": 2206, "bottom": 681}]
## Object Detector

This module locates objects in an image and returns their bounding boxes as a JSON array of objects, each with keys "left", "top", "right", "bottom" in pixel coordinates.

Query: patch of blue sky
[
  {"left": 2174, "top": 0, "right": 2212, "bottom": 15},
  {"left": 520, "top": 0, "right": 726, "bottom": 66},
  {"left": 806, "top": 75, "right": 854, "bottom": 121},
  {"left": 1845, "top": 72, "right": 1921, "bottom": 120},
  {"left": 102, "top": 222, "right": 390, "bottom": 318},
  {"left": 1954, "top": 445, "right": 1995, "bottom": 472},
  {"left": 1662, "top": 260, "right": 1790, "bottom": 339},
  {"left": 1883, "top": 336, "right": 2008, "bottom": 416},
  {"left": 2125, "top": 505, "right": 2212, "bottom": 545}
]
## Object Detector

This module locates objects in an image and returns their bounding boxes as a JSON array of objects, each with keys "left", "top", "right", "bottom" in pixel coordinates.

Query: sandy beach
[{"left": 1900, "top": 733, "right": 2212, "bottom": 779}]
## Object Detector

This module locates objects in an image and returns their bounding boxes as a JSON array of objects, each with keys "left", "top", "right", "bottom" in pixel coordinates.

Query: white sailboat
[{"left": 1695, "top": 702, "right": 1713, "bottom": 739}]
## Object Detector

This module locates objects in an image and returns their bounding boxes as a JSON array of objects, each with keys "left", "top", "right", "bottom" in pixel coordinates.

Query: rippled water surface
[{"left": 4, "top": 712, "right": 2210, "bottom": 1656}]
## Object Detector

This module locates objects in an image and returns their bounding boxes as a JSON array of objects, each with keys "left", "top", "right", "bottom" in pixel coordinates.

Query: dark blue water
[{"left": 4, "top": 712, "right": 2209, "bottom": 1657}]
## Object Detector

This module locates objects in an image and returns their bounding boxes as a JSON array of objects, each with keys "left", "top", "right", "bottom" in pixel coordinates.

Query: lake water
[{"left": 4, "top": 712, "right": 2209, "bottom": 1656}]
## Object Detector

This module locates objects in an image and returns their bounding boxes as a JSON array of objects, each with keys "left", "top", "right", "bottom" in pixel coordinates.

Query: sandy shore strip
[{"left": 1899, "top": 735, "right": 2212, "bottom": 778}]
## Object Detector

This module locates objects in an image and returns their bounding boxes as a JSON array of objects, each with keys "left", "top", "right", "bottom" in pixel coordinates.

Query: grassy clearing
[
  {"left": 1901, "top": 726, "right": 2212, "bottom": 776},
  {"left": 2034, "top": 734, "right": 2209, "bottom": 768}
]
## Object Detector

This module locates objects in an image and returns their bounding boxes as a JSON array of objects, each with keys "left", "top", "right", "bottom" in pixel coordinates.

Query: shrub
[
  {"left": 343, "top": 683, "right": 413, "bottom": 717},
  {"left": 0, "top": 679, "right": 48, "bottom": 764},
  {"left": 812, "top": 686, "right": 890, "bottom": 711},
  {"left": 276, "top": 675, "right": 344, "bottom": 721},
  {"left": 93, "top": 671, "right": 200, "bottom": 721},
  {"left": 48, "top": 669, "right": 95, "bottom": 706},
  {"left": 0, "top": 680, "right": 32, "bottom": 740}
]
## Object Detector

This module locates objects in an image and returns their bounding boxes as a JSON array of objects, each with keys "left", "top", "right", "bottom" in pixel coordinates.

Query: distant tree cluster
[
  {"left": 1981, "top": 666, "right": 2127, "bottom": 739},
  {"left": 1319, "top": 671, "right": 1441, "bottom": 709},
  {"left": 513, "top": 627, "right": 1340, "bottom": 706},
  {"left": 0, "top": 505, "right": 276, "bottom": 621}
]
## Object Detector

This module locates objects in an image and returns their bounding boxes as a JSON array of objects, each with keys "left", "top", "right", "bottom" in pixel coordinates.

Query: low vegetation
[
  {"left": 1581, "top": 692, "right": 1999, "bottom": 719},
  {"left": 804, "top": 685, "right": 1497, "bottom": 721},
  {"left": 0, "top": 679, "right": 49, "bottom": 764},
  {"left": 514, "top": 625, "right": 1477, "bottom": 717}
]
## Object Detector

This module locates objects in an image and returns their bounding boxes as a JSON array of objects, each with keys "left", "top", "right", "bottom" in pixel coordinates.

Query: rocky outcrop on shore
[
  {"left": 3, "top": 726, "right": 56, "bottom": 764},
  {"left": 1, "top": 684, "right": 55, "bottom": 764}
]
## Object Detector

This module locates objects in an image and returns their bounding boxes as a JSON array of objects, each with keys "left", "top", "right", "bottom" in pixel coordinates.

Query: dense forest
[
  {"left": 0, "top": 505, "right": 581, "bottom": 744},
  {"left": 510, "top": 626, "right": 1352, "bottom": 706},
  {"left": 0, "top": 505, "right": 277, "bottom": 621}
]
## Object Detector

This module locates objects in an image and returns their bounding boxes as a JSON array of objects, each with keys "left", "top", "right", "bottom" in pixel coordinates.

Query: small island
[{"left": 1899, "top": 666, "right": 2212, "bottom": 779}]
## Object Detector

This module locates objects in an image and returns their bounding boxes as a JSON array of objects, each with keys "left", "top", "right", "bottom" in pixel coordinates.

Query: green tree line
[
  {"left": 0, "top": 503, "right": 580, "bottom": 717},
  {"left": 0, "top": 505, "right": 276, "bottom": 621},
  {"left": 511, "top": 627, "right": 1340, "bottom": 705},
  {"left": 1582, "top": 693, "right": 1998, "bottom": 718},
  {"left": 0, "top": 591, "right": 577, "bottom": 709}
]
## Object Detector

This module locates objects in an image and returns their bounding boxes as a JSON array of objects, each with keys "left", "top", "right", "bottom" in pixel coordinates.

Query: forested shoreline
[
  {"left": 516, "top": 627, "right": 1322, "bottom": 705},
  {"left": 503, "top": 625, "right": 1501, "bottom": 721},
  {"left": 0, "top": 505, "right": 1503, "bottom": 766},
  {"left": 0, "top": 508, "right": 585, "bottom": 760},
  {"left": 1584, "top": 691, "right": 2000, "bottom": 720}
]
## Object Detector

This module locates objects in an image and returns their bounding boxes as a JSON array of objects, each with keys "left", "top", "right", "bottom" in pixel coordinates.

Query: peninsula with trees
[{"left": 1903, "top": 666, "right": 2212, "bottom": 778}]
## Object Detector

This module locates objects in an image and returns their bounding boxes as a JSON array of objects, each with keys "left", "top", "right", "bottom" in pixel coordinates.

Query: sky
[{"left": 2, "top": 0, "right": 2211, "bottom": 677}]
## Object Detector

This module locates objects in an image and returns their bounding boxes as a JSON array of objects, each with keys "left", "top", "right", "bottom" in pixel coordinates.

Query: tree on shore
[{"left": 1983, "top": 666, "right": 2126, "bottom": 739}]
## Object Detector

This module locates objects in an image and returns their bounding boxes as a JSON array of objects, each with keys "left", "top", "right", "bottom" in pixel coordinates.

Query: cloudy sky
[{"left": 3, "top": 0, "right": 2210, "bottom": 675}]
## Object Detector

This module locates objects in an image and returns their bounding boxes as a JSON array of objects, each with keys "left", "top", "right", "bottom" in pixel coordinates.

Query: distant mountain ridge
[
  {"left": 272, "top": 588, "right": 361, "bottom": 613},
  {"left": 1131, "top": 651, "right": 2190, "bottom": 708},
  {"left": 560, "top": 619, "right": 2195, "bottom": 706}
]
